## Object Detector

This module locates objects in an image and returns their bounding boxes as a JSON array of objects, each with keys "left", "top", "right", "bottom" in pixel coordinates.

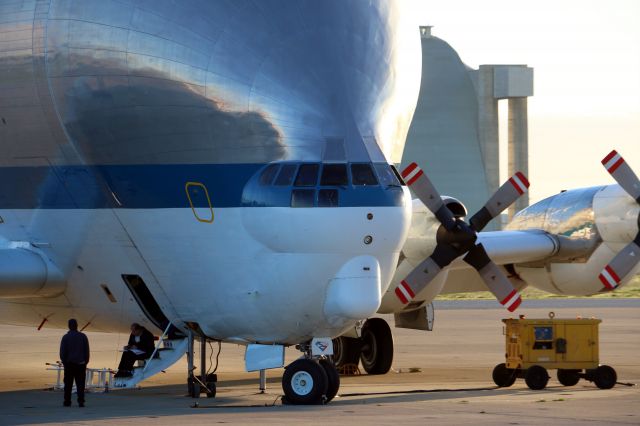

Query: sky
[{"left": 408, "top": 0, "right": 640, "bottom": 203}]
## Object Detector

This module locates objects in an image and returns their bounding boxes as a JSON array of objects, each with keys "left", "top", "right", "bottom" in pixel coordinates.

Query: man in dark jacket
[
  {"left": 59, "top": 318, "right": 90, "bottom": 407},
  {"left": 115, "top": 323, "right": 155, "bottom": 377}
]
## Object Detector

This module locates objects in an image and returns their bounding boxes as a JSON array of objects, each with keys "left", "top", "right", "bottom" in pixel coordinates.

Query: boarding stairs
[{"left": 112, "top": 323, "right": 188, "bottom": 389}]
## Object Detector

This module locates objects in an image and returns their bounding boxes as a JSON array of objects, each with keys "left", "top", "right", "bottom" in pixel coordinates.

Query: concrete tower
[
  {"left": 401, "top": 26, "right": 491, "bottom": 225},
  {"left": 476, "top": 65, "right": 534, "bottom": 220},
  {"left": 403, "top": 27, "right": 533, "bottom": 228}
]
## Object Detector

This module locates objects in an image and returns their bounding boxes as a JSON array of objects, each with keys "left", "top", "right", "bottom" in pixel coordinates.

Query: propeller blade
[
  {"left": 463, "top": 244, "right": 522, "bottom": 312},
  {"left": 599, "top": 234, "right": 640, "bottom": 290},
  {"left": 394, "top": 243, "right": 460, "bottom": 305},
  {"left": 402, "top": 163, "right": 457, "bottom": 231},
  {"left": 395, "top": 258, "right": 441, "bottom": 305},
  {"left": 601, "top": 150, "right": 640, "bottom": 202},
  {"left": 469, "top": 172, "right": 530, "bottom": 232}
]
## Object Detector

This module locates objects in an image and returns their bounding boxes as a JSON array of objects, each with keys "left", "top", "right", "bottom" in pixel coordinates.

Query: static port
[
  {"left": 367, "top": 213, "right": 373, "bottom": 220},
  {"left": 363, "top": 235, "right": 373, "bottom": 245}
]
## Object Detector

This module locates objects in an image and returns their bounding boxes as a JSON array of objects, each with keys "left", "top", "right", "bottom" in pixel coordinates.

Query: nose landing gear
[
  {"left": 282, "top": 358, "right": 328, "bottom": 404},
  {"left": 281, "top": 343, "right": 340, "bottom": 405}
]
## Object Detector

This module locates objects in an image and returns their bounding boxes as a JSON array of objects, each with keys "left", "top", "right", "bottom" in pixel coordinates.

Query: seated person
[{"left": 114, "top": 323, "right": 155, "bottom": 377}]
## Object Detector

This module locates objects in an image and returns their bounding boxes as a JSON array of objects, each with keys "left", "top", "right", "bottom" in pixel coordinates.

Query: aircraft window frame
[
  {"left": 318, "top": 189, "right": 339, "bottom": 207},
  {"left": 294, "top": 163, "right": 320, "bottom": 187},
  {"left": 374, "top": 163, "right": 401, "bottom": 187},
  {"left": 274, "top": 164, "right": 298, "bottom": 186},
  {"left": 390, "top": 165, "right": 406, "bottom": 185},
  {"left": 291, "top": 189, "right": 315, "bottom": 207},
  {"left": 320, "top": 163, "right": 348, "bottom": 186},
  {"left": 351, "top": 163, "right": 379, "bottom": 186},
  {"left": 259, "top": 163, "right": 281, "bottom": 186}
]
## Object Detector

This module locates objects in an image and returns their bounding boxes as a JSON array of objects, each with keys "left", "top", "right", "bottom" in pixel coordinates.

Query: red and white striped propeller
[
  {"left": 396, "top": 162, "right": 529, "bottom": 312},
  {"left": 599, "top": 150, "right": 640, "bottom": 290}
]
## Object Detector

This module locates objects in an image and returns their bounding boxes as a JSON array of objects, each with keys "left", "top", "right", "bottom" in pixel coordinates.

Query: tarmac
[{"left": 0, "top": 300, "right": 638, "bottom": 425}]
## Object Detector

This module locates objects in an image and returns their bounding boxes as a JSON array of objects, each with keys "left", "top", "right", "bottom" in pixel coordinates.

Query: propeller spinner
[
  {"left": 396, "top": 163, "right": 530, "bottom": 312},
  {"left": 599, "top": 150, "right": 640, "bottom": 290}
]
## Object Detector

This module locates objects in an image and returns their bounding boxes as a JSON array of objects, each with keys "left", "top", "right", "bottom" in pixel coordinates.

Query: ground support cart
[{"left": 492, "top": 314, "right": 617, "bottom": 390}]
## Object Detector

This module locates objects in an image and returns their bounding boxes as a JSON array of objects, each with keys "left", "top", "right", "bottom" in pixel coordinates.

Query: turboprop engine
[{"left": 507, "top": 150, "right": 640, "bottom": 295}]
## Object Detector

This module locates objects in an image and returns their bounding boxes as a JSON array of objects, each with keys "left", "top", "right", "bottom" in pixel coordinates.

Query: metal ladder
[{"left": 112, "top": 322, "right": 188, "bottom": 389}]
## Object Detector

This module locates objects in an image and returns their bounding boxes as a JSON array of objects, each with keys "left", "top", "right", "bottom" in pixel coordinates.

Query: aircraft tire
[
  {"left": 205, "top": 381, "right": 216, "bottom": 398},
  {"left": 332, "top": 336, "right": 361, "bottom": 369},
  {"left": 360, "top": 318, "right": 394, "bottom": 375},
  {"left": 319, "top": 358, "right": 340, "bottom": 402},
  {"left": 282, "top": 358, "right": 329, "bottom": 405}
]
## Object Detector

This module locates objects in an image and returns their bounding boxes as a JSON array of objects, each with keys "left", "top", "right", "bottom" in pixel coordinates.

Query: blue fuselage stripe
[{"left": 0, "top": 164, "right": 404, "bottom": 209}]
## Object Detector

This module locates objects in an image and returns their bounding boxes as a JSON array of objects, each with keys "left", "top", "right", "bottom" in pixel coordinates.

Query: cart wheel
[
  {"left": 525, "top": 365, "right": 549, "bottom": 390},
  {"left": 492, "top": 363, "right": 517, "bottom": 387},
  {"left": 593, "top": 365, "right": 616, "bottom": 389},
  {"left": 557, "top": 369, "right": 580, "bottom": 386}
]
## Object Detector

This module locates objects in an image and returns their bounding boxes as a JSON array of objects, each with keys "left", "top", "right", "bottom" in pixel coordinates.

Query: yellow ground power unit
[{"left": 492, "top": 312, "right": 617, "bottom": 390}]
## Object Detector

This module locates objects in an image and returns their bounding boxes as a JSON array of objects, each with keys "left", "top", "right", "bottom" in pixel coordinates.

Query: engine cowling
[
  {"left": 506, "top": 185, "right": 640, "bottom": 295},
  {"left": 378, "top": 196, "right": 465, "bottom": 313}
]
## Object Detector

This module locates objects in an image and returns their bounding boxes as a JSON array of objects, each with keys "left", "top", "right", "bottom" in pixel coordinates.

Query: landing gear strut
[
  {"left": 332, "top": 318, "right": 394, "bottom": 375},
  {"left": 186, "top": 329, "right": 217, "bottom": 398}
]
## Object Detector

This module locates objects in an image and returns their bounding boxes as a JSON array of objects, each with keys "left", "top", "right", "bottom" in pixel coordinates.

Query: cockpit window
[
  {"left": 321, "top": 164, "right": 348, "bottom": 186},
  {"left": 291, "top": 189, "right": 315, "bottom": 207},
  {"left": 274, "top": 164, "right": 298, "bottom": 186},
  {"left": 318, "top": 189, "right": 339, "bottom": 207},
  {"left": 351, "top": 164, "right": 378, "bottom": 186},
  {"left": 244, "top": 160, "right": 403, "bottom": 208},
  {"left": 294, "top": 164, "right": 320, "bottom": 187},
  {"left": 374, "top": 163, "right": 401, "bottom": 187},
  {"left": 390, "top": 165, "right": 406, "bottom": 185},
  {"left": 259, "top": 164, "right": 280, "bottom": 185}
]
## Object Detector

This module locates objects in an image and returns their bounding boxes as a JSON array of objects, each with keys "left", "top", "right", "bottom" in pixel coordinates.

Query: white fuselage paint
[{"left": 0, "top": 188, "right": 411, "bottom": 343}]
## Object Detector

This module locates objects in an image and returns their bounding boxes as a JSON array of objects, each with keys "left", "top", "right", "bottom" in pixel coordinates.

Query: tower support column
[{"left": 508, "top": 97, "right": 529, "bottom": 220}]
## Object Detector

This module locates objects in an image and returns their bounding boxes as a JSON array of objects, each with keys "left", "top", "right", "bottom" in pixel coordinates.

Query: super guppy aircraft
[
  {"left": 0, "top": 0, "right": 420, "bottom": 403},
  {"left": 2, "top": 0, "right": 639, "bottom": 405}
]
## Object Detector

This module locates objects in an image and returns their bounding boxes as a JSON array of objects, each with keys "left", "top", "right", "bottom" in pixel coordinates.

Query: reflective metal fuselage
[{"left": 0, "top": 1, "right": 420, "bottom": 342}]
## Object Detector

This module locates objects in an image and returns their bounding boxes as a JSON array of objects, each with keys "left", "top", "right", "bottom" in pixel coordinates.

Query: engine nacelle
[
  {"left": 378, "top": 196, "right": 465, "bottom": 313},
  {"left": 507, "top": 185, "right": 640, "bottom": 295}
]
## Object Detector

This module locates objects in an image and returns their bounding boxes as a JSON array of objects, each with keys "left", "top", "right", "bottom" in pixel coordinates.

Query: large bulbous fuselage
[{"left": 0, "top": 0, "right": 421, "bottom": 343}]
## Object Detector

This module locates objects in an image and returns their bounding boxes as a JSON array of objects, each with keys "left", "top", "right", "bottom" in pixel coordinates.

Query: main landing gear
[
  {"left": 281, "top": 345, "right": 340, "bottom": 405},
  {"left": 332, "top": 318, "right": 394, "bottom": 375},
  {"left": 186, "top": 330, "right": 217, "bottom": 398}
]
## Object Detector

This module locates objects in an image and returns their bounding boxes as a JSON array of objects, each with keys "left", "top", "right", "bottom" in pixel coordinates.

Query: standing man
[{"left": 59, "top": 318, "right": 90, "bottom": 407}]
